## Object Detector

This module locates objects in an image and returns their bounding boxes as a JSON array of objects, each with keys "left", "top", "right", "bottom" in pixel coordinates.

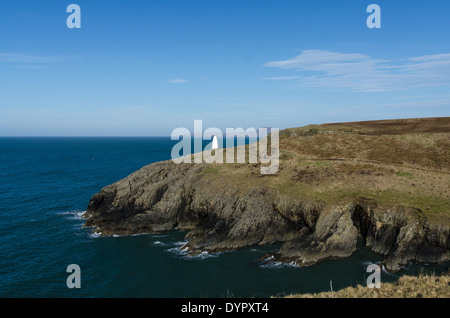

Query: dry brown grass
[
  {"left": 201, "top": 118, "right": 450, "bottom": 225},
  {"left": 280, "top": 132, "right": 449, "bottom": 171},
  {"left": 286, "top": 274, "right": 450, "bottom": 298},
  {"left": 319, "top": 117, "right": 450, "bottom": 135}
]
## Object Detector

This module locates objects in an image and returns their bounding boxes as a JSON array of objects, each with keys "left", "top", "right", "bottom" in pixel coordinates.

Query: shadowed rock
[{"left": 85, "top": 161, "right": 449, "bottom": 272}]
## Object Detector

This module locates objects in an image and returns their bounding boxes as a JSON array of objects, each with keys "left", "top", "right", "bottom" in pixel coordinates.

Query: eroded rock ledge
[{"left": 85, "top": 161, "right": 449, "bottom": 272}]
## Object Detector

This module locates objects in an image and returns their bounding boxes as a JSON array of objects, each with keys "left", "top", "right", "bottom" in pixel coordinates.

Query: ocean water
[{"left": 0, "top": 137, "right": 447, "bottom": 298}]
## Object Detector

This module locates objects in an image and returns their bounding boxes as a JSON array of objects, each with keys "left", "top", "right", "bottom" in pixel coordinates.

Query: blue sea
[{"left": 0, "top": 137, "right": 447, "bottom": 298}]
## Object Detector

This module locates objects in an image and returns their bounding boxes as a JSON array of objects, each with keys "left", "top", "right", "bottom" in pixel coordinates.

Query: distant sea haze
[{"left": 0, "top": 137, "right": 446, "bottom": 297}]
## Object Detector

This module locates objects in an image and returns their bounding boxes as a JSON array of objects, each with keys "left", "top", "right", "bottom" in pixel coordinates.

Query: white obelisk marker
[{"left": 212, "top": 135, "right": 219, "bottom": 150}]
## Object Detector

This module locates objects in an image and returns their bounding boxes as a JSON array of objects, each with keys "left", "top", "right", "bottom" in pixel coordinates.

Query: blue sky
[{"left": 0, "top": 0, "right": 449, "bottom": 136}]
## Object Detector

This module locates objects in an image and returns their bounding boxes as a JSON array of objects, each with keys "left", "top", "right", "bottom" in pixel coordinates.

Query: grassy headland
[{"left": 202, "top": 117, "right": 450, "bottom": 225}]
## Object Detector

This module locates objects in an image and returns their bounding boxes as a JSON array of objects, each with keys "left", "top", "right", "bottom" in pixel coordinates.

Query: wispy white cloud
[
  {"left": 262, "top": 76, "right": 300, "bottom": 80},
  {"left": 0, "top": 52, "right": 63, "bottom": 70},
  {"left": 168, "top": 78, "right": 189, "bottom": 84},
  {"left": 0, "top": 53, "right": 61, "bottom": 64},
  {"left": 264, "top": 50, "right": 450, "bottom": 92}
]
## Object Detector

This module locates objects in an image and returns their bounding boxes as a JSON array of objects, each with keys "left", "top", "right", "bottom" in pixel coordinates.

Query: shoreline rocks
[{"left": 85, "top": 161, "right": 450, "bottom": 272}]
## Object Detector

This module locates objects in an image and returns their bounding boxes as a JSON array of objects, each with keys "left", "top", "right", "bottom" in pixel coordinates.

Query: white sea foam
[
  {"left": 166, "top": 240, "right": 189, "bottom": 256},
  {"left": 153, "top": 240, "right": 168, "bottom": 246},
  {"left": 165, "top": 241, "right": 221, "bottom": 260},
  {"left": 57, "top": 210, "right": 86, "bottom": 220},
  {"left": 131, "top": 233, "right": 150, "bottom": 237},
  {"left": 259, "top": 260, "right": 299, "bottom": 269},
  {"left": 89, "top": 231, "right": 102, "bottom": 238},
  {"left": 185, "top": 250, "right": 221, "bottom": 260},
  {"left": 258, "top": 255, "right": 299, "bottom": 269},
  {"left": 381, "top": 265, "right": 398, "bottom": 277},
  {"left": 174, "top": 240, "right": 189, "bottom": 247},
  {"left": 150, "top": 234, "right": 168, "bottom": 238},
  {"left": 166, "top": 246, "right": 187, "bottom": 256}
]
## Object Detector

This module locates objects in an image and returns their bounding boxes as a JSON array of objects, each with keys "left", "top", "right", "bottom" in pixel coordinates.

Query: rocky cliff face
[{"left": 84, "top": 160, "right": 449, "bottom": 273}]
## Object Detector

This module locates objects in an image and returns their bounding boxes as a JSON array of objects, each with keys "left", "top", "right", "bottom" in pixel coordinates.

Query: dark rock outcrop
[{"left": 85, "top": 161, "right": 449, "bottom": 272}]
